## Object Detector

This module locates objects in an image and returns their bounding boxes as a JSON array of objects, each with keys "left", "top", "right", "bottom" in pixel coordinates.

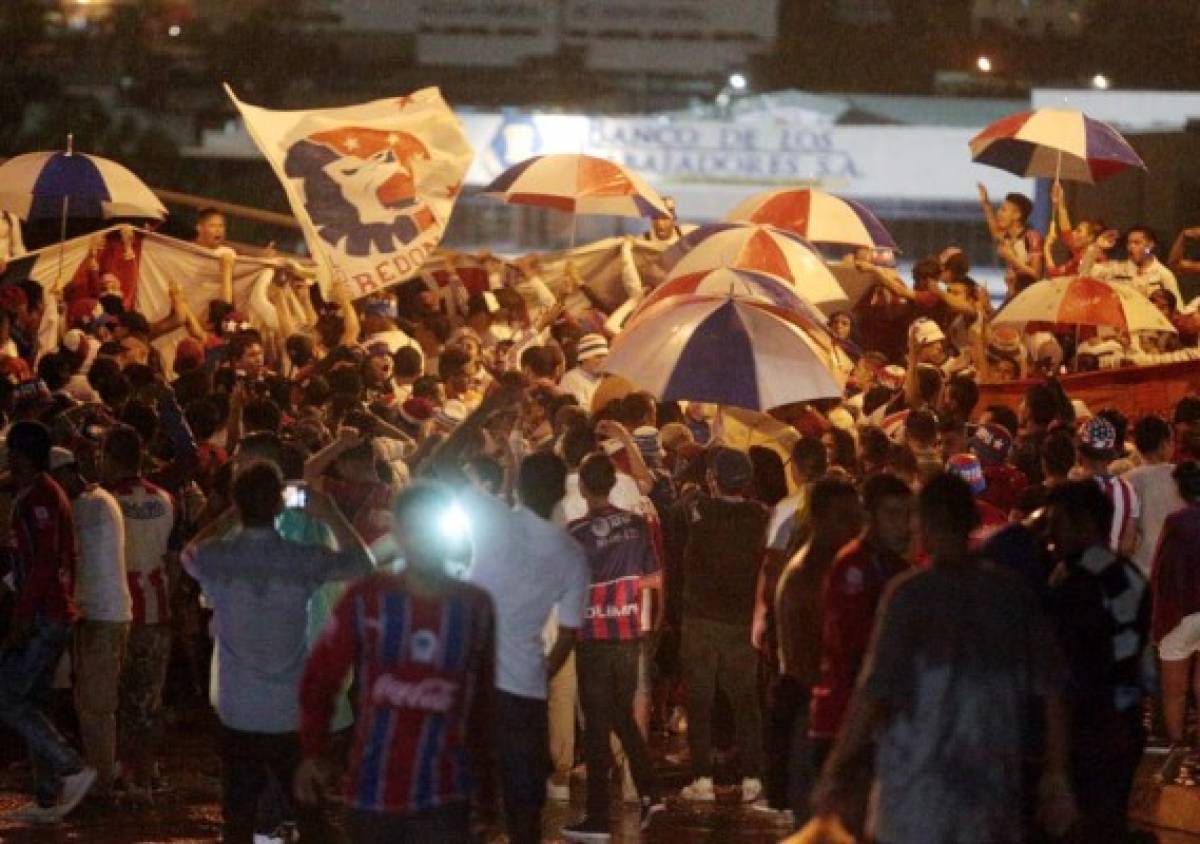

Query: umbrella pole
[{"left": 55, "top": 195, "right": 69, "bottom": 289}]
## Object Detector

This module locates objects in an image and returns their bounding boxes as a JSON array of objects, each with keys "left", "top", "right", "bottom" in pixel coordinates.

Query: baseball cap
[
  {"left": 49, "top": 446, "right": 76, "bottom": 471},
  {"left": 909, "top": 317, "right": 945, "bottom": 348},
  {"left": 1078, "top": 416, "right": 1117, "bottom": 455},
  {"left": 400, "top": 397, "right": 435, "bottom": 426},
  {"left": 969, "top": 423, "right": 1014, "bottom": 467},
  {"left": 710, "top": 446, "right": 753, "bottom": 492},
  {"left": 633, "top": 426, "right": 665, "bottom": 462},
  {"left": 576, "top": 334, "right": 609, "bottom": 362},
  {"left": 946, "top": 453, "right": 986, "bottom": 496},
  {"left": 878, "top": 365, "right": 906, "bottom": 390}
]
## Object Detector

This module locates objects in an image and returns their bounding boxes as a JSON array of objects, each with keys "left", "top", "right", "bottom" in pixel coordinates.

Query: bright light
[
  {"left": 438, "top": 503, "right": 470, "bottom": 543},
  {"left": 728, "top": 72, "right": 748, "bottom": 91},
  {"left": 715, "top": 92, "right": 731, "bottom": 108},
  {"left": 976, "top": 55, "right": 992, "bottom": 73},
  {"left": 1092, "top": 73, "right": 1110, "bottom": 90},
  {"left": 168, "top": 24, "right": 182, "bottom": 37}
]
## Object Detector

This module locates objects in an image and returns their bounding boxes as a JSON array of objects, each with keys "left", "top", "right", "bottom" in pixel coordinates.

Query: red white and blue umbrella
[
  {"left": 724, "top": 188, "right": 896, "bottom": 249},
  {"left": 627, "top": 267, "right": 828, "bottom": 330},
  {"left": 662, "top": 222, "right": 847, "bottom": 308},
  {"left": 991, "top": 275, "right": 1174, "bottom": 333},
  {"left": 483, "top": 153, "right": 669, "bottom": 219},
  {"left": 969, "top": 108, "right": 1146, "bottom": 184},
  {"left": 0, "top": 140, "right": 166, "bottom": 221},
  {"left": 605, "top": 294, "right": 842, "bottom": 411}
]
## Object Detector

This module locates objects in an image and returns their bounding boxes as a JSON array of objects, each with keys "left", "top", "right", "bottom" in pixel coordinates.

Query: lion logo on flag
[{"left": 283, "top": 127, "right": 437, "bottom": 257}]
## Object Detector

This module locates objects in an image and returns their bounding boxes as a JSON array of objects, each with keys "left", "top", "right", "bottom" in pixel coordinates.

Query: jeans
[
  {"left": 347, "top": 804, "right": 472, "bottom": 843},
  {"left": 119, "top": 623, "right": 171, "bottom": 789},
  {"left": 218, "top": 726, "right": 331, "bottom": 844},
  {"left": 494, "top": 690, "right": 549, "bottom": 844},
  {"left": 682, "top": 616, "right": 764, "bottom": 779},
  {"left": 577, "top": 639, "right": 656, "bottom": 818},
  {"left": 0, "top": 618, "right": 83, "bottom": 806},
  {"left": 765, "top": 675, "right": 817, "bottom": 825},
  {"left": 73, "top": 619, "right": 129, "bottom": 794}
]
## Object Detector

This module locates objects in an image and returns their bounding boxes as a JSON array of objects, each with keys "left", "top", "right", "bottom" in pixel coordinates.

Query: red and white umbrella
[
  {"left": 992, "top": 275, "right": 1174, "bottom": 333},
  {"left": 724, "top": 188, "right": 895, "bottom": 249},
  {"left": 662, "top": 223, "right": 847, "bottom": 308},
  {"left": 627, "top": 267, "right": 828, "bottom": 330},
  {"left": 969, "top": 108, "right": 1146, "bottom": 184},
  {"left": 605, "top": 295, "right": 842, "bottom": 411},
  {"left": 483, "top": 153, "right": 670, "bottom": 219}
]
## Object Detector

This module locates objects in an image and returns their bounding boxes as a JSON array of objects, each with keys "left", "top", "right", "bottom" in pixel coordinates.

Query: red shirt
[
  {"left": 567, "top": 505, "right": 658, "bottom": 641},
  {"left": 299, "top": 573, "right": 493, "bottom": 814},
  {"left": 809, "top": 537, "right": 908, "bottom": 738},
  {"left": 321, "top": 477, "right": 393, "bottom": 546},
  {"left": 1151, "top": 504, "right": 1200, "bottom": 642},
  {"left": 11, "top": 473, "right": 78, "bottom": 623},
  {"left": 980, "top": 464, "right": 1028, "bottom": 516}
]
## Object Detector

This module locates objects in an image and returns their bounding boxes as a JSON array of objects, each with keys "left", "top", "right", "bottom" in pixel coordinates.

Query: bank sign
[{"left": 461, "top": 112, "right": 1027, "bottom": 218}]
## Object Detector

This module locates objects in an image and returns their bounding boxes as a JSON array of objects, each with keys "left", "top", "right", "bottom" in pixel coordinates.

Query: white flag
[{"left": 227, "top": 85, "right": 473, "bottom": 300}]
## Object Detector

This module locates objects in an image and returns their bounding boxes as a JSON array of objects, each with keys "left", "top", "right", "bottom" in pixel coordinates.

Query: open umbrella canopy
[
  {"left": 605, "top": 294, "right": 842, "bottom": 411},
  {"left": 969, "top": 108, "right": 1145, "bottom": 184},
  {"left": 627, "top": 267, "right": 828, "bottom": 330},
  {"left": 724, "top": 188, "right": 896, "bottom": 249},
  {"left": 0, "top": 147, "right": 166, "bottom": 221},
  {"left": 483, "top": 153, "right": 669, "bottom": 219},
  {"left": 992, "top": 275, "right": 1175, "bottom": 334},
  {"left": 662, "top": 223, "right": 848, "bottom": 308}
]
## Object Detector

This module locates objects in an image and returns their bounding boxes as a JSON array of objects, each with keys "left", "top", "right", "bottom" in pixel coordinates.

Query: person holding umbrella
[{"left": 977, "top": 183, "right": 1043, "bottom": 298}]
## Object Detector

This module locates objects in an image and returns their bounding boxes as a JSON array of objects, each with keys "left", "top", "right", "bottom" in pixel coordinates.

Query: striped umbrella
[
  {"left": 991, "top": 275, "right": 1175, "bottom": 334},
  {"left": 605, "top": 295, "right": 842, "bottom": 411},
  {"left": 724, "top": 188, "right": 896, "bottom": 249},
  {"left": 969, "top": 108, "right": 1145, "bottom": 184},
  {"left": 483, "top": 153, "right": 669, "bottom": 219},
  {"left": 662, "top": 223, "right": 847, "bottom": 308},
  {"left": 628, "top": 267, "right": 828, "bottom": 329},
  {"left": 0, "top": 139, "right": 166, "bottom": 221}
]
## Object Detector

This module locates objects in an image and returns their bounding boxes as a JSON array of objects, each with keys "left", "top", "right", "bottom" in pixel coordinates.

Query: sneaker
[
  {"left": 639, "top": 797, "right": 665, "bottom": 831},
  {"left": 546, "top": 779, "right": 570, "bottom": 801},
  {"left": 680, "top": 776, "right": 715, "bottom": 801},
  {"left": 57, "top": 767, "right": 97, "bottom": 818},
  {"left": 741, "top": 777, "right": 763, "bottom": 803},
  {"left": 4, "top": 801, "right": 63, "bottom": 824},
  {"left": 561, "top": 815, "right": 611, "bottom": 841},
  {"left": 1155, "top": 745, "right": 1189, "bottom": 785}
]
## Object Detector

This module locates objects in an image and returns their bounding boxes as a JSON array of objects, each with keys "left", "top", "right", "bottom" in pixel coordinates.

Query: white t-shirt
[
  {"left": 559, "top": 366, "right": 602, "bottom": 410},
  {"left": 464, "top": 486, "right": 589, "bottom": 700},
  {"left": 72, "top": 486, "right": 131, "bottom": 622},
  {"left": 1124, "top": 463, "right": 1185, "bottom": 576},
  {"left": 559, "top": 471, "right": 643, "bottom": 524},
  {"left": 1093, "top": 257, "right": 1181, "bottom": 303},
  {"left": 767, "top": 490, "right": 808, "bottom": 552},
  {"left": 364, "top": 328, "right": 424, "bottom": 369}
]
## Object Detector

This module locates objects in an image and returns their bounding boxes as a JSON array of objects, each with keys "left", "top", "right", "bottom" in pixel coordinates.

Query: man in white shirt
[
  {"left": 49, "top": 448, "right": 129, "bottom": 800},
  {"left": 99, "top": 426, "right": 176, "bottom": 803},
  {"left": 560, "top": 334, "right": 608, "bottom": 411},
  {"left": 1090, "top": 225, "right": 1182, "bottom": 303},
  {"left": 433, "top": 387, "right": 589, "bottom": 844}
]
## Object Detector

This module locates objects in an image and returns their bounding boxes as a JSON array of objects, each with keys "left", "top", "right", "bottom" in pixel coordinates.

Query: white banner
[{"left": 227, "top": 86, "right": 473, "bottom": 300}]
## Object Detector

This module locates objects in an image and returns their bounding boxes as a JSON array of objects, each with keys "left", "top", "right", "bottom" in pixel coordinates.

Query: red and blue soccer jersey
[
  {"left": 568, "top": 505, "right": 658, "bottom": 642},
  {"left": 299, "top": 573, "right": 494, "bottom": 815}
]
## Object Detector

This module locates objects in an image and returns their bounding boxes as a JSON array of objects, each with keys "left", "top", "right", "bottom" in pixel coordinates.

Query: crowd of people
[{"left": 0, "top": 194, "right": 1197, "bottom": 844}]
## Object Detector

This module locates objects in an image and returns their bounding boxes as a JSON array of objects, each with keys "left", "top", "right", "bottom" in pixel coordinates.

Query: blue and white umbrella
[
  {"left": 605, "top": 294, "right": 841, "bottom": 411},
  {"left": 0, "top": 137, "right": 166, "bottom": 221}
]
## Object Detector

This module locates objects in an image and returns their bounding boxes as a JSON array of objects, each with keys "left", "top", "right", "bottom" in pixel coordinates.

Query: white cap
[
  {"left": 576, "top": 333, "right": 609, "bottom": 362},
  {"left": 909, "top": 317, "right": 945, "bottom": 347}
]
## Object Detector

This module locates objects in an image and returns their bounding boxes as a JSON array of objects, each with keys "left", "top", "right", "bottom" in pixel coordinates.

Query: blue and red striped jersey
[
  {"left": 300, "top": 572, "right": 494, "bottom": 814},
  {"left": 568, "top": 505, "right": 658, "bottom": 641}
]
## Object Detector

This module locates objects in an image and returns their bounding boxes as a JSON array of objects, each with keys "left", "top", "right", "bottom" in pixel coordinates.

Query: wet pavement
[{"left": 1, "top": 706, "right": 1197, "bottom": 843}]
